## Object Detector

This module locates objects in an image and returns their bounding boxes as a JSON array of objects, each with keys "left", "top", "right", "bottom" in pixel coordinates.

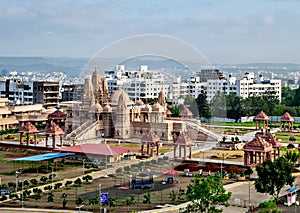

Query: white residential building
[{"left": 237, "top": 72, "right": 281, "bottom": 101}]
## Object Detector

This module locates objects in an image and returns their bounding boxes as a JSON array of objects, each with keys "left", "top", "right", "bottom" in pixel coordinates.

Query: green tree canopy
[
  {"left": 195, "top": 94, "right": 211, "bottom": 118},
  {"left": 183, "top": 174, "right": 232, "bottom": 213},
  {"left": 255, "top": 157, "right": 295, "bottom": 201}
]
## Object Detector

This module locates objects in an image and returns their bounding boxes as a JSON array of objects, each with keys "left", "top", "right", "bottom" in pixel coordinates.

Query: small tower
[{"left": 114, "top": 90, "right": 130, "bottom": 139}]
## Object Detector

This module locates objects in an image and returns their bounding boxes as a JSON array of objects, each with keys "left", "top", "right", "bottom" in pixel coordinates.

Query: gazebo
[
  {"left": 47, "top": 108, "right": 67, "bottom": 129},
  {"left": 166, "top": 109, "right": 172, "bottom": 117},
  {"left": 280, "top": 112, "right": 294, "bottom": 131},
  {"left": 266, "top": 133, "right": 281, "bottom": 160},
  {"left": 45, "top": 122, "right": 64, "bottom": 148},
  {"left": 140, "top": 131, "right": 160, "bottom": 157},
  {"left": 243, "top": 135, "right": 273, "bottom": 166},
  {"left": 173, "top": 132, "right": 194, "bottom": 160},
  {"left": 255, "top": 111, "right": 269, "bottom": 130},
  {"left": 180, "top": 107, "right": 193, "bottom": 119},
  {"left": 19, "top": 122, "right": 39, "bottom": 146}
]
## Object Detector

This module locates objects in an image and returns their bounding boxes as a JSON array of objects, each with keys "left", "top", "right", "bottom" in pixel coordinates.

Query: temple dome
[
  {"left": 103, "top": 104, "right": 112, "bottom": 112},
  {"left": 110, "top": 88, "right": 131, "bottom": 106},
  {"left": 152, "top": 102, "right": 164, "bottom": 111},
  {"left": 89, "top": 103, "right": 103, "bottom": 113}
]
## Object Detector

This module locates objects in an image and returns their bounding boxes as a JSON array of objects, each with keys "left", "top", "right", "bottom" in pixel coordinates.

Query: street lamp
[
  {"left": 99, "top": 183, "right": 102, "bottom": 213},
  {"left": 76, "top": 204, "right": 84, "bottom": 213},
  {"left": 82, "top": 159, "right": 85, "bottom": 176},
  {"left": 50, "top": 166, "right": 54, "bottom": 187},
  {"left": 15, "top": 170, "right": 21, "bottom": 194},
  {"left": 21, "top": 180, "right": 24, "bottom": 208}
]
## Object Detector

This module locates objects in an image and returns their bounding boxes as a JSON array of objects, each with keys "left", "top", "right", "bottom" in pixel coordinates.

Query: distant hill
[{"left": 0, "top": 56, "right": 299, "bottom": 78}]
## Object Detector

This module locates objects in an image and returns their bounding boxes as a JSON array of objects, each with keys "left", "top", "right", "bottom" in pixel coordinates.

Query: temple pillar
[
  {"left": 27, "top": 133, "right": 30, "bottom": 146},
  {"left": 141, "top": 144, "right": 144, "bottom": 155},
  {"left": 20, "top": 132, "right": 23, "bottom": 145},
  {"left": 34, "top": 133, "right": 37, "bottom": 145},
  {"left": 173, "top": 145, "right": 177, "bottom": 159},
  {"left": 189, "top": 146, "right": 192, "bottom": 159},
  {"left": 156, "top": 143, "right": 159, "bottom": 156},
  {"left": 254, "top": 152, "right": 257, "bottom": 164},
  {"left": 45, "top": 135, "right": 49, "bottom": 147},
  {"left": 146, "top": 144, "right": 150, "bottom": 155},
  {"left": 150, "top": 144, "right": 154, "bottom": 157},
  {"left": 179, "top": 145, "right": 182, "bottom": 158},
  {"left": 59, "top": 134, "right": 63, "bottom": 146},
  {"left": 183, "top": 146, "right": 186, "bottom": 160},
  {"left": 52, "top": 135, "right": 56, "bottom": 148}
]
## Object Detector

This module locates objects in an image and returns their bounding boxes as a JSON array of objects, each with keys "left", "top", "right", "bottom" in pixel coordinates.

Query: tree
[
  {"left": 47, "top": 191, "right": 54, "bottom": 203},
  {"left": 226, "top": 94, "right": 242, "bottom": 122},
  {"left": 183, "top": 174, "right": 232, "bottom": 213},
  {"left": 195, "top": 94, "right": 211, "bottom": 118},
  {"left": 76, "top": 197, "right": 84, "bottom": 206},
  {"left": 54, "top": 182, "right": 62, "bottom": 190},
  {"left": 74, "top": 178, "right": 82, "bottom": 186},
  {"left": 184, "top": 95, "right": 195, "bottom": 105},
  {"left": 82, "top": 175, "right": 93, "bottom": 183},
  {"left": 49, "top": 174, "right": 56, "bottom": 182},
  {"left": 210, "top": 92, "right": 226, "bottom": 118},
  {"left": 143, "top": 193, "right": 151, "bottom": 204},
  {"left": 40, "top": 176, "right": 48, "bottom": 183},
  {"left": 283, "top": 149, "right": 299, "bottom": 166},
  {"left": 61, "top": 193, "right": 68, "bottom": 208},
  {"left": 169, "top": 104, "right": 184, "bottom": 117},
  {"left": 30, "top": 178, "right": 38, "bottom": 186},
  {"left": 255, "top": 157, "right": 295, "bottom": 202}
]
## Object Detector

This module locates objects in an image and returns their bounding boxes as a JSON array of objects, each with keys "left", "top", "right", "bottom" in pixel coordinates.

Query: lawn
[{"left": 275, "top": 132, "right": 300, "bottom": 143}]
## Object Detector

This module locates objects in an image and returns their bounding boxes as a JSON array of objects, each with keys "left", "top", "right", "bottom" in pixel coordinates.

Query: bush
[
  {"left": 54, "top": 182, "right": 62, "bottom": 190},
  {"left": 74, "top": 178, "right": 82, "bottom": 186},
  {"left": 30, "top": 178, "right": 38, "bottom": 186},
  {"left": 287, "top": 143, "right": 295, "bottom": 149},
  {"left": 65, "top": 180, "right": 73, "bottom": 187},
  {"left": 75, "top": 197, "right": 84, "bottom": 205}
]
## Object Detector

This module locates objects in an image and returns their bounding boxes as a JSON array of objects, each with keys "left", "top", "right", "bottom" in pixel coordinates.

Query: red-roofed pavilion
[
  {"left": 266, "top": 133, "right": 281, "bottom": 160},
  {"left": 173, "top": 132, "right": 194, "bottom": 160},
  {"left": 141, "top": 131, "right": 160, "bottom": 157},
  {"left": 45, "top": 122, "right": 64, "bottom": 148},
  {"left": 48, "top": 108, "right": 67, "bottom": 129},
  {"left": 243, "top": 135, "right": 273, "bottom": 166},
  {"left": 255, "top": 111, "right": 269, "bottom": 130},
  {"left": 180, "top": 108, "right": 193, "bottom": 119},
  {"left": 280, "top": 112, "right": 294, "bottom": 131},
  {"left": 19, "top": 122, "right": 39, "bottom": 145}
]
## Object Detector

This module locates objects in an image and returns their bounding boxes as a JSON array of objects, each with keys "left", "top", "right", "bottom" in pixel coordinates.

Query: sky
[{"left": 1, "top": 0, "right": 300, "bottom": 64}]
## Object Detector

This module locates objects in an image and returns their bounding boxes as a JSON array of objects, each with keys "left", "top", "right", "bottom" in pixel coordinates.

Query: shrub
[
  {"left": 75, "top": 197, "right": 84, "bottom": 205},
  {"left": 74, "top": 178, "right": 82, "bottom": 186},
  {"left": 287, "top": 143, "right": 295, "bottom": 149},
  {"left": 65, "top": 180, "right": 73, "bottom": 187},
  {"left": 30, "top": 179, "right": 38, "bottom": 186}
]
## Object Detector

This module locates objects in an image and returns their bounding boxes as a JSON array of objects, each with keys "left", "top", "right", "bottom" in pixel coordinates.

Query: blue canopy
[
  {"left": 289, "top": 187, "right": 297, "bottom": 192},
  {"left": 13, "top": 153, "right": 74, "bottom": 162}
]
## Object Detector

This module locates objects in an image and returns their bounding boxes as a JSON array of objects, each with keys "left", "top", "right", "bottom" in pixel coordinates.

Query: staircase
[
  {"left": 186, "top": 120, "right": 222, "bottom": 141},
  {"left": 65, "top": 120, "right": 99, "bottom": 140}
]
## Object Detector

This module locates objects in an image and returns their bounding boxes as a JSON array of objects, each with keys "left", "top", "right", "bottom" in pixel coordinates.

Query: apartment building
[
  {"left": 237, "top": 72, "right": 281, "bottom": 101},
  {"left": 33, "top": 81, "right": 60, "bottom": 109}
]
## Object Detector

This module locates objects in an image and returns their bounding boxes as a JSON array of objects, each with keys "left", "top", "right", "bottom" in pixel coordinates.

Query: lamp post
[
  {"left": 82, "top": 159, "right": 85, "bottom": 176},
  {"left": 99, "top": 183, "right": 102, "bottom": 213},
  {"left": 21, "top": 180, "right": 24, "bottom": 208},
  {"left": 50, "top": 166, "right": 54, "bottom": 187},
  {"left": 15, "top": 170, "right": 21, "bottom": 194}
]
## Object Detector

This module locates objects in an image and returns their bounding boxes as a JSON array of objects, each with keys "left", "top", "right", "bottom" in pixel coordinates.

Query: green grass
[
  {"left": 203, "top": 122, "right": 257, "bottom": 127},
  {"left": 275, "top": 132, "right": 300, "bottom": 143}
]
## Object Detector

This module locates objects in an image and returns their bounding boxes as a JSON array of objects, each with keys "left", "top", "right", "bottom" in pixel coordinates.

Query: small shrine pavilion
[
  {"left": 266, "top": 133, "right": 282, "bottom": 160},
  {"left": 47, "top": 108, "right": 67, "bottom": 129},
  {"left": 45, "top": 122, "right": 64, "bottom": 148},
  {"left": 166, "top": 109, "right": 172, "bottom": 117},
  {"left": 173, "top": 132, "right": 194, "bottom": 160},
  {"left": 255, "top": 111, "right": 269, "bottom": 130},
  {"left": 180, "top": 107, "right": 193, "bottom": 119},
  {"left": 19, "top": 122, "right": 39, "bottom": 146},
  {"left": 140, "top": 131, "right": 160, "bottom": 157},
  {"left": 243, "top": 134, "right": 273, "bottom": 166},
  {"left": 280, "top": 112, "right": 294, "bottom": 131}
]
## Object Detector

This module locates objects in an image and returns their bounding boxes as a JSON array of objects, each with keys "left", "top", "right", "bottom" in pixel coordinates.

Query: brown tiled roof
[
  {"left": 45, "top": 123, "right": 64, "bottom": 135},
  {"left": 180, "top": 108, "right": 193, "bottom": 117},
  {"left": 19, "top": 122, "right": 39, "bottom": 133},
  {"left": 174, "top": 132, "right": 194, "bottom": 146},
  {"left": 280, "top": 112, "right": 294, "bottom": 122},
  {"left": 243, "top": 135, "right": 273, "bottom": 152},
  {"left": 266, "top": 134, "right": 281, "bottom": 148},
  {"left": 166, "top": 109, "right": 172, "bottom": 115},
  {"left": 255, "top": 111, "right": 269, "bottom": 121},
  {"left": 141, "top": 131, "right": 160, "bottom": 143},
  {"left": 48, "top": 109, "right": 67, "bottom": 119}
]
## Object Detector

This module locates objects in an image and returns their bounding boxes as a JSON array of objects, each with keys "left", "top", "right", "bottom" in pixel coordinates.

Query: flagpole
[{"left": 99, "top": 183, "right": 102, "bottom": 213}]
